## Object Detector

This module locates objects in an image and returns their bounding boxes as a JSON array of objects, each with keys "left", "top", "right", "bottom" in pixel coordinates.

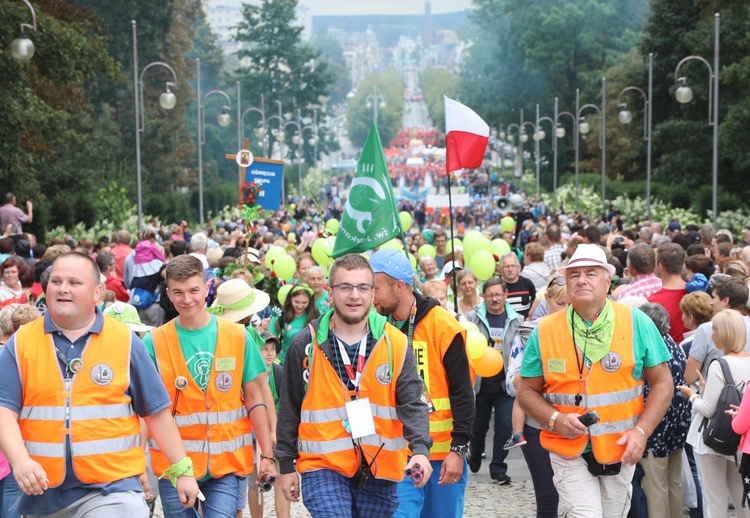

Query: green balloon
[
  {"left": 399, "top": 211, "right": 413, "bottom": 232},
  {"left": 379, "top": 238, "right": 404, "bottom": 251},
  {"left": 265, "top": 245, "right": 286, "bottom": 266},
  {"left": 408, "top": 253, "right": 417, "bottom": 269},
  {"left": 445, "top": 238, "right": 462, "bottom": 254},
  {"left": 311, "top": 238, "right": 332, "bottom": 266},
  {"left": 272, "top": 254, "right": 296, "bottom": 280},
  {"left": 473, "top": 238, "right": 494, "bottom": 255},
  {"left": 418, "top": 244, "right": 436, "bottom": 259},
  {"left": 492, "top": 239, "right": 511, "bottom": 257},
  {"left": 500, "top": 216, "right": 516, "bottom": 233},
  {"left": 277, "top": 284, "right": 293, "bottom": 306},
  {"left": 325, "top": 219, "right": 340, "bottom": 235},
  {"left": 470, "top": 250, "right": 496, "bottom": 281}
]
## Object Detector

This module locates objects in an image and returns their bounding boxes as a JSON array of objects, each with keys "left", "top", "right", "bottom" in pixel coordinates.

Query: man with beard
[
  {"left": 370, "top": 249, "right": 475, "bottom": 518},
  {"left": 275, "top": 253, "right": 432, "bottom": 516}
]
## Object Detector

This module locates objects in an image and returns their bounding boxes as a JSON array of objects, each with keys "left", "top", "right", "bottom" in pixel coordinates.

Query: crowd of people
[{"left": 3, "top": 183, "right": 750, "bottom": 517}]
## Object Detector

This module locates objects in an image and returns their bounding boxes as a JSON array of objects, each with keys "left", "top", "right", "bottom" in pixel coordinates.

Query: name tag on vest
[
  {"left": 548, "top": 359, "right": 566, "bottom": 373},
  {"left": 345, "top": 398, "right": 376, "bottom": 439},
  {"left": 215, "top": 358, "right": 236, "bottom": 371}
]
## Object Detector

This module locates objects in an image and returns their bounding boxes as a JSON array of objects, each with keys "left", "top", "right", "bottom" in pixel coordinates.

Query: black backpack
[{"left": 700, "top": 358, "right": 743, "bottom": 456}]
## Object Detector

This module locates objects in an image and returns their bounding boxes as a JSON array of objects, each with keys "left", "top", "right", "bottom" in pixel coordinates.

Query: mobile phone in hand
[{"left": 578, "top": 411, "right": 600, "bottom": 427}]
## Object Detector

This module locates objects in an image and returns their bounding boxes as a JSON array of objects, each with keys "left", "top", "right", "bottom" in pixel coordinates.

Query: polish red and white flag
[{"left": 444, "top": 96, "right": 490, "bottom": 174}]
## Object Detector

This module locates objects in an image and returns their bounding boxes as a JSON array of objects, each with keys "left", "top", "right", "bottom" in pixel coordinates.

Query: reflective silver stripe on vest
[
  {"left": 20, "top": 404, "right": 135, "bottom": 421},
  {"left": 299, "top": 435, "right": 406, "bottom": 455},
  {"left": 149, "top": 433, "right": 253, "bottom": 454},
  {"left": 301, "top": 404, "right": 397, "bottom": 425},
  {"left": 70, "top": 434, "right": 141, "bottom": 456},
  {"left": 25, "top": 441, "right": 65, "bottom": 457},
  {"left": 173, "top": 407, "right": 248, "bottom": 428},
  {"left": 589, "top": 416, "right": 639, "bottom": 437},
  {"left": 543, "top": 385, "right": 644, "bottom": 408},
  {"left": 301, "top": 407, "right": 347, "bottom": 424}
]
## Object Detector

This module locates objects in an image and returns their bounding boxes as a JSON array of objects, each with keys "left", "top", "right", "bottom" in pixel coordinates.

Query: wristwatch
[{"left": 450, "top": 444, "right": 470, "bottom": 459}]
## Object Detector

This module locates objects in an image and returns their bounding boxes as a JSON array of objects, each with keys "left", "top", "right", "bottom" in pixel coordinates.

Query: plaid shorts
[{"left": 301, "top": 469, "right": 398, "bottom": 517}]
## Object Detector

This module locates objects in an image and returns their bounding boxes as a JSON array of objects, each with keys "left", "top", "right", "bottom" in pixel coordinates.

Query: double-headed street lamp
[
  {"left": 617, "top": 53, "right": 653, "bottom": 219},
  {"left": 574, "top": 79, "right": 607, "bottom": 215},
  {"left": 11, "top": 0, "right": 37, "bottom": 61},
  {"left": 196, "top": 58, "right": 232, "bottom": 225},
  {"left": 366, "top": 86, "right": 386, "bottom": 125},
  {"left": 674, "top": 13, "right": 720, "bottom": 228},
  {"left": 537, "top": 98, "right": 575, "bottom": 208},
  {"left": 132, "top": 20, "right": 178, "bottom": 231}
]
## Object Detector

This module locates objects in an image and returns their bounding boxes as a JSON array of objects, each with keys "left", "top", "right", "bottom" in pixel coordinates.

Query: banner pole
[{"left": 446, "top": 170, "right": 459, "bottom": 315}]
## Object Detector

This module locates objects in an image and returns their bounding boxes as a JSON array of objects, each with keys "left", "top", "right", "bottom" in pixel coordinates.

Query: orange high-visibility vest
[
  {"left": 538, "top": 302, "right": 644, "bottom": 464},
  {"left": 15, "top": 317, "right": 145, "bottom": 488},
  {"left": 149, "top": 318, "right": 254, "bottom": 478},
  {"left": 412, "top": 306, "right": 468, "bottom": 460},
  {"left": 297, "top": 324, "right": 409, "bottom": 481}
]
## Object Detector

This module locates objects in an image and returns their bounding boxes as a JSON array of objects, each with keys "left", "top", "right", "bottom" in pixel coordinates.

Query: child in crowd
[
  {"left": 270, "top": 284, "right": 319, "bottom": 364},
  {"left": 246, "top": 332, "right": 289, "bottom": 518}
]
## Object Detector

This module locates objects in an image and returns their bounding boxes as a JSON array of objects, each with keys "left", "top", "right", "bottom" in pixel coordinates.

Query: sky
[{"left": 207, "top": 0, "right": 473, "bottom": 15}]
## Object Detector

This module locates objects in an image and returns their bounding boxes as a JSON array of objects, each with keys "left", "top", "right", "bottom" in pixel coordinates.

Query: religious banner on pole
[
  {"left": 331, "top": 124, "right": 402, "bottom": 258},
  {"left": 245, "top": 158, "right": 284, "bottom": 211}
]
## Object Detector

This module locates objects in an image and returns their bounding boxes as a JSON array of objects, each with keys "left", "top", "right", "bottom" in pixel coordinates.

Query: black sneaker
[
  {"left": 490, "top": 473, "right": 511, "bottom": 485},
  {"left": 468, "top": 456, "right": 481, "bottom": 474}
]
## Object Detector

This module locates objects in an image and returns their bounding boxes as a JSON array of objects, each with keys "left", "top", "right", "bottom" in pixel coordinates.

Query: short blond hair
[
  {"left": 422, "top": 279, "right": 447, "bottom": 299},
  {"left": 712, "top": 309, "right": 747, "bottom": 354}
]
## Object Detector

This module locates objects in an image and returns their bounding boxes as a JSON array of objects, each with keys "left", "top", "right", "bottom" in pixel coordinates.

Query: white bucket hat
[
  {"left": 103, "top": 301, "right": 155, "bottom": 333},
  {"left": 558, "top": 244, "right": 615, "bottom": 276}
]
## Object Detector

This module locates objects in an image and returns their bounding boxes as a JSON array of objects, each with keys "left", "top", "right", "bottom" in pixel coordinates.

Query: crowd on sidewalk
[{"left": 3, "top": 185, "right": 750, "bottom": 517}]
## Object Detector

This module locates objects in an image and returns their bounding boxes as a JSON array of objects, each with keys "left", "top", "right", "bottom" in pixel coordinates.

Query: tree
[
  {"left": 234, "top": 0, "right": 336, "bottom": 168},
  {"left": 420, "top": 65, "right": 460, "bottom": 133},
  {"left": 346, "top": 69, "right": 405, "bottom": 148}
]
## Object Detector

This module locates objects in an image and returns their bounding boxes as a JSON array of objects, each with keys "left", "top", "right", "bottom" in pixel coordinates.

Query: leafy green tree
[
  {"left": 346, "top": 69, "right": 404, "bottom": 148},
  {"left": 234, "top": 0, "right": 336, "bottom": 167},
  {"left": 420, "top": 65, "right": 460, "bottom": 133}
]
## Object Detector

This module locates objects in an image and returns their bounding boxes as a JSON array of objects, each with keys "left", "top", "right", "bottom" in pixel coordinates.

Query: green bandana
[
  {"left": 565, "top": 299, "right": 615, "bottom": 364},
  {"left": 207, "top": 291, "right": 257, "bottom": 316}
]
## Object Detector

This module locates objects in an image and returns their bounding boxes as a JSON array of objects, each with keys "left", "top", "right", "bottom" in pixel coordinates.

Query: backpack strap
[{"left": 718, "top": 357, "right": 736, "bottom": 387}]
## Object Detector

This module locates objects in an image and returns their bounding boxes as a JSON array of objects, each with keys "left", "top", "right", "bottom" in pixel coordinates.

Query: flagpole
[{"left": 446, "top": 169, "right": 459, "bottom": 314}]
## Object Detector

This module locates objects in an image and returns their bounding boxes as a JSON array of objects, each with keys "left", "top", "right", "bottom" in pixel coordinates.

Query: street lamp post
[
  {"left": 674, "top": 13, "right": 720, "bottom": 228},
  {"left": 537, "top": 100, "right": 575, "bottom": 210},
  {"left": 11, "top": 0, "right": 37, "bottom": 61},
  {"left": 196, "top": 58, "right": 232, "bottom": 225},
  {"left": 506, "top": 119, "right": 523, "bottom": 181},
  {"left": 366, "top": 86, "right": 386, "bottom": 125},
  {"left": 132, "top": 20, "right": 178, "bottom": 231},
  {"left": 617, "top": 53, "right": 653, "bottom": 219},
  {"left": 522, "top": 114, "right": 541, "bottom": 200},
  {"left": 575, "top": 79, "right": 607, "bottom": 216}
]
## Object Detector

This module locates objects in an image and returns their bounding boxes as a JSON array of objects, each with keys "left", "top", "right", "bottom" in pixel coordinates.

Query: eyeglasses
[
  {"left": 483, "top": 293, "right": 505, "bottom": 300},
  {"left": 502, "top": 265, "right": 518, "bottom": 269},
  {"left": 331, "top": 283, "right": 374, "bottom": 294},
  {"left": 548, "top": 276, "right": 565, "bottom": 289}
]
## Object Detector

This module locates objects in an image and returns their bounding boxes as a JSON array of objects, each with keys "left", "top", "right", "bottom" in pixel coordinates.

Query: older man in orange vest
[
  {"left": 0, "top": 252, "right": 199, "bottom": 517},
  {"left": 275, "top": 253, "right": 432, "bottom": 517},
  {"left": 517, "top": 244, "right": 673, "bottom": 517}
]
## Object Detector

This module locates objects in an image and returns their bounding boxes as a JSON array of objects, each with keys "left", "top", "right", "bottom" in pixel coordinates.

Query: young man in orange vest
[
  {"left": 142, "top": 255, "right": 275, "bottom": 517},
  {"left": 0, "top": 252, "right": 200, "bottom": 517},
  {"left": 275, "top": 253, "right": 433, "bottom": 517},
  {"left": 517, "top": 244, "right": 674, "bottom": 516},
  {"left": 370, "top": 249, "right": 475, "bottom": 518}
]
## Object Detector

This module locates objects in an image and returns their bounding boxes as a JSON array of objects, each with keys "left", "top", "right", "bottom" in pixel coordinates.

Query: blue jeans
[
  {"left": 301, "top": 469, "right": 398, "bottom": 517},
  {"left": 470, "top": 389, "right": 513, "bottom": 476},
  {"left": 393, "top": 459, "right": 467, "bottom": 518},
  {"left": 520, "top": 424, "right": 558, "bottom": 517},
  {"left": 2, "top": 471, "right": 20, "bottom": 518},
  {"left": 158, "top": 474, "right": 239, "bottom": 518}
]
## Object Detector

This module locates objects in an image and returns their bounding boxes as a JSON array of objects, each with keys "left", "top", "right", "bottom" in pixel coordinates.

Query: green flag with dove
[{"left": 331, "top": 124, "right": 402, "bottom": 258}]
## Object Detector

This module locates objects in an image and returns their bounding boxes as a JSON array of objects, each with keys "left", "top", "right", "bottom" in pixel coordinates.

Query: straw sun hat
[{"left": 208, "top": 279, "right": 270, "bottom": 323}]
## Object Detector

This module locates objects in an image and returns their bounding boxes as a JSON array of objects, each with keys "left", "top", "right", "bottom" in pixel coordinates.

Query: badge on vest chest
[
  {"left": 375, "top": 364, "right": 391, "bottom": 385},
  {"left": 215, "top": 371, "right": 233, "bottom": 392},
  {"left": 91, "top": 364, "right": 113, "bottom": 386},
  {"left": 601, "top": 352, "right": 622, "bottom": 373}
]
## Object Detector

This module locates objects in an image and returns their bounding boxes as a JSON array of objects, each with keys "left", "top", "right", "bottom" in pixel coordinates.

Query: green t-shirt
[
  {"left": 144, "top": 314, "right": 267, "bottom": 392},
  {"left": 314, "top": 291, "right": 330, "bottom": 316},
  {"left": 270, "top": 314, "right": 308, "bottom": 364},
  {"left": 520, "top": 306, "right": 671, "bottom": 380}
]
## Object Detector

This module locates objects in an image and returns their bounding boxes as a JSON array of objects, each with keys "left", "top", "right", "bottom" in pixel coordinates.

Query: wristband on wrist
[
  {"left": 158, "top": 457, "right": 194, "bottom": 487},
  {"left": 260, "top": 455, "right": 276, "bottom": 463},
  {"left": 548, "top": 411, "right": 560, "bottom": 430},
  {"left": 689, "top": 394, "right": 700, "bottom": 403},
  {"left": 633, "top": 425, "right": 648, "bottom": 439}
]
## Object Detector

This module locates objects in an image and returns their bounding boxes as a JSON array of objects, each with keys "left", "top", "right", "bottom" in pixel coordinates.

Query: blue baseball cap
[{"left": 370, "top": 249, "right": 414, "bottom": 285}]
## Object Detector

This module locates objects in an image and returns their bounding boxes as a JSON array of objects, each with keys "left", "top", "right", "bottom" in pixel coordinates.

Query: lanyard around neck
[{"left": 333, "top": 324, "right": 369, "bottom": 388}]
